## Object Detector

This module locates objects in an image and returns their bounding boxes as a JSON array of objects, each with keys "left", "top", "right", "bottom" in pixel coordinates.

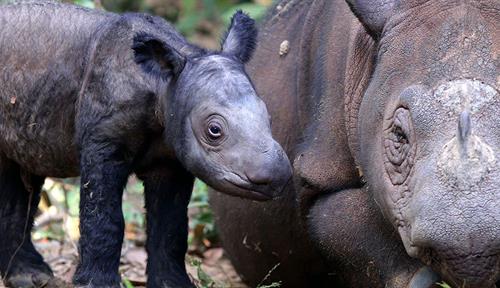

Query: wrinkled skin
[
  {"left": 210, "top": 0, "right": 499, "bottom": 287},
  {"left": 355, "top": 1, "right": 499, "bottom": 286},
  {"left": 0, "top": 2, "right": 291, "bottom": 287}
]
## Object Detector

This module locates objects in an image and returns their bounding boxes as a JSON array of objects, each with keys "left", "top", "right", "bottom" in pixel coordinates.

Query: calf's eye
[
  {"left": 208, "top": 124, "right": 222, "bottom": 139},
  {"left": 202, "top": 114, "right": 228, "bottom": 146}
]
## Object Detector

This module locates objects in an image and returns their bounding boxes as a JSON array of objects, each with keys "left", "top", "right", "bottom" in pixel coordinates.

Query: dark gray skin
[
  {"left": 354, "top": 0, "right": 499, "bottom": 286},
  {"left": 0, "top": 2, "right": 291, "bottom": 288},
  {"left": 210, "top": 0, "right": 499, "bottom": 287}
]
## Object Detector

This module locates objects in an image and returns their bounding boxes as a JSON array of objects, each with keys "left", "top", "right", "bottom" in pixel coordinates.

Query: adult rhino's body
[{"left": 210, "top": 0, "right": 499, "bottom": 287}]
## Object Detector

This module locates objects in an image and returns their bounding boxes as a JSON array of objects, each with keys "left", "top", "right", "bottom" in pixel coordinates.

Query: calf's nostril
[{"left": 245, "top": 169, "right": 273, "bottom": 185}]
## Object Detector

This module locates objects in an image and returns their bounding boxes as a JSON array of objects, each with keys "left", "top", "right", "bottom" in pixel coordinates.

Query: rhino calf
[{"left": 0, "top": 2, "right": 292, "bottom": 287}]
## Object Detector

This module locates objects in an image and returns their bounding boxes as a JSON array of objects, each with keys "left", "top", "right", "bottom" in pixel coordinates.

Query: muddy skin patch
[
  {"left": 435, "top": 79, "right": 497, "bottom": 116},
  {"left": 436, "top": 79, "right": 497, "bottom": 188}
]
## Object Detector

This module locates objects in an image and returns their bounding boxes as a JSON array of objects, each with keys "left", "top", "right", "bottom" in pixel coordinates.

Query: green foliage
[
  {"left": 73, "top": 0, "right": 95, "bottom": 9},
  {"left": 122, "top": 178, "right": 145, "bottom": 229},
  {"left": 122, "top": 278, "right": 135, "bottom": 288},
  {"left": 38, "top": 176, "right": 217, "bottom": 248},
  {"left": 175, "top": 0, "right": 268, "bottom": 36},
  {"left": 221, "top": 3, "right": 268, "bottom": 25},
  {"left": 436, "top": 282, "right": 452, "bottom": 288},
  {"left": 67, "top": 0, "right": 272, "bottom": 49},
  {"left": 188, "top": 180, "right": 217, "bottom": 247},
  {"left": 189, "top": 258, "right": 216, "bottom": 288}
]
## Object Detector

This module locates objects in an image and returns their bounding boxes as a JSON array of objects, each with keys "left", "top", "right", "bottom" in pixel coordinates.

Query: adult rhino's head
[
  {"left": 133, "top": 11, "right": 292, "bottom": 201},
  {"left": 348, "top": 0, "right": 499, "bottom": 286}
]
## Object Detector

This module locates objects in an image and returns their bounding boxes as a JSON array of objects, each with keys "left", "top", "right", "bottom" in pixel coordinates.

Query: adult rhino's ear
[
  {"left": 132, "top": 33, "right": 186, "bottom": 80},
  {"left": 346, "top": 0, "right": 397, "bottom": 36},
  {"left": 221, "top": 10, "right": 257, "bottom": 63}
]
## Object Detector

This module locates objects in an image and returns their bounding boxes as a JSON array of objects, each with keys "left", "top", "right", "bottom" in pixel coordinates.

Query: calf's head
[
  {"left": 349, "top": 0, "right": 499, "bottom": 286},
  {"left": 133, "top": 11, "right": 292, "bottom": 201}
]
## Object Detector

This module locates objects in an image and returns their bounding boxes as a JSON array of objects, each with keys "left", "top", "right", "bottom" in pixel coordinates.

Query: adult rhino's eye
[
  {"left": 393, "top": 127, "right": 407, "bottom": 144},
  {"left": 383, "top": 107, "right": 415, "bottom": 185}
]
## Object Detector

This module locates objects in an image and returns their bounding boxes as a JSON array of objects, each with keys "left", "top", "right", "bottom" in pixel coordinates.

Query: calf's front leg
[
  {"left": 138, "top": 161, "right": 194, "bottom": 288},
  {"left": 73, "top": 143, "right": 131, "bottom": 287}
]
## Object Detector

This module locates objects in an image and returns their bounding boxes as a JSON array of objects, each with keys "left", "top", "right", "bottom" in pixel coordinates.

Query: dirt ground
[
  {"left": 0, "top": 178, "right": 247, "bottom": 288},
  {"left": 0, "top": 239, "right": 246, "bottom": 288}
]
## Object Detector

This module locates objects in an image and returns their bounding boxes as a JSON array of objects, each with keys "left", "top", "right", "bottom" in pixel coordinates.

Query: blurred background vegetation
[
  {"left": 0, "top": 0, "right": 274, "bottom": 287},
  {"left": 72, "top": 0, "right": 271, "bottom": 48}
]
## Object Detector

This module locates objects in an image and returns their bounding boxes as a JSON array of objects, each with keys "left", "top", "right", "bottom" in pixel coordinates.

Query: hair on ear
[
  {"left": 221, "top": 10, "right": 258, "bottom": 63},
  {"left": 132, "top": 33, "right": 186, "bottom": 80}
]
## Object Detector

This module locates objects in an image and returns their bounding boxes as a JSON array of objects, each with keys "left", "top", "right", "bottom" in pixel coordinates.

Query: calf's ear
[
  {"left": 132, "top": 33, "right": 186, "bottom": 80},
  {"left": 221, "top": 10, "right": 258, "bottom": 63},
  {"left": 346, "top": 0, "right": 397, "bottom": 37}
]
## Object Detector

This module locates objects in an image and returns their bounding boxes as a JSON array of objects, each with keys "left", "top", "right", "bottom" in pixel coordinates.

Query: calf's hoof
[{"left": 5, "top": 271, "right": 52, "bottom": 288}]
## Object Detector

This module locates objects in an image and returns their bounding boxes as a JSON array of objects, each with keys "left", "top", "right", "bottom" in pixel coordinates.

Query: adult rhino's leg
[
  {"left": 138, "top": 162, "right": 194, "bottom": 288},
  {"left": 0, "top": 156, "right": 53, "bottom": 288},
  {"left": 307, "top": 188, "right": 440, "bottom": 288},
  {"left": 209, "top": 186, "right": 335, "bottom": 288}
]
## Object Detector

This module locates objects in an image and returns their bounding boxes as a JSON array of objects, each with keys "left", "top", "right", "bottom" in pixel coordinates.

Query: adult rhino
[{"left": 210, "top": 0, "right": 499, "bottom": 287}]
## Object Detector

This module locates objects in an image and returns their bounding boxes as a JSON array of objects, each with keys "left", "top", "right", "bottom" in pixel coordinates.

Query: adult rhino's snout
[
  {"left": 402, "top": 123, "right": 500, "bottom": 287},
  {"left": 407, "top": 221, "right": 500, "bottom": 288},
  {"left": 244, "top": 140, "right": 292, "bottom": 199},
  {"left": 390, "top": 80, "right": 500, "bottom": 287},
  {"left": 401, "top": 148, "right": 500, "bottom": 287}
]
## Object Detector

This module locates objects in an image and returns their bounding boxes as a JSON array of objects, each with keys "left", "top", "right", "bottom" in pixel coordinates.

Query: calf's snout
[{"left": 244, "top": 141, "right": 292, "bottom": 198}]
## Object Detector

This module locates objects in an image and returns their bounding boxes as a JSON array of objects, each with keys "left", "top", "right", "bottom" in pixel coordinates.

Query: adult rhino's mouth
[{"left": 416, "top": 247, "right": 500, "bottom": 288}]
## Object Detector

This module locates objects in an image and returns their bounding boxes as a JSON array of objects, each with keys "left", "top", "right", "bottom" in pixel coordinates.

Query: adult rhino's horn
[
  {"left": 345, "top": 0, "right": 397, "bottom": 36},
  {"left": 458, "top": 109, "right": 471, "bottom": 150}
]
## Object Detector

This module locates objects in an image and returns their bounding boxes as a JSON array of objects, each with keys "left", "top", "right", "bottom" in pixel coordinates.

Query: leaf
[
  {"left": 196, "top": 261, "right": 215, "bottom": 287},
  {"left": 436, "top": 282, "right": 452, "bottom": 288},
  {"left": 122, "top": 278, "right": 135, "bottom": 288}
]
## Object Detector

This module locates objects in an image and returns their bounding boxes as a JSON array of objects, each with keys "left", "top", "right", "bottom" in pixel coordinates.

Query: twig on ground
[{"left": 256, "top": 263, "right": 281, "bottom": 288}]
